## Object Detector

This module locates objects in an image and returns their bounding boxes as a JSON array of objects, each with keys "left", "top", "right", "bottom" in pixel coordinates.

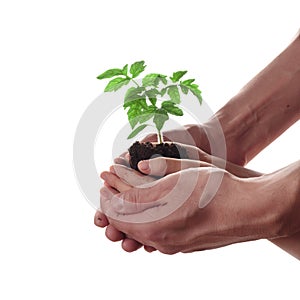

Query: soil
[{"left": 128, "top": 141, "right": 188, "bottom": 171}]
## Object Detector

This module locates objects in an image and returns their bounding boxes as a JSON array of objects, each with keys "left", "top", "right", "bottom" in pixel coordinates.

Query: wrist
[
  {"left": 184, "top": 123, "right": 211, "bottom": 153},
  {"left": 252, "top": 161, "right": 300, "bottom": 239},
  {"left": 210, "top": 107, "right": 249, "bottom": 166},
  {"left": 210, "top": 36, "right": 300, "bottom": 166}
]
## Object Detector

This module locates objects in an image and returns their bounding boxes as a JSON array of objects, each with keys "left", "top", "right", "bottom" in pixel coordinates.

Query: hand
[
  {"left": 113, "top": 123, "right": 211, "bottom": 167},
  {"left": 116, "top": 142, "right": 262, "bottom": 178},
  {"left": 96, "top": 146, "right": 262, "bottom": 253},
  {"left": 95, "top": 165, "right": 158, "bottom": 252},
  {"left": 99, "top": 164, "right": 286, "bottom": 254},
  {"left": 97, "top": 144, "right": 227, "bottom": 252},
  {"left": 96, "top": 155, "right": 212, "bottom": 252}
]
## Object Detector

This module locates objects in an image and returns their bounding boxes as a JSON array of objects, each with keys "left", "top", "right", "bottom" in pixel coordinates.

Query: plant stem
[
  {"left": 132, "top": 79, "right": 140, "bottom": 87},
  {"left": 157, "top": 130, "right": 163, "bottom": 144}
]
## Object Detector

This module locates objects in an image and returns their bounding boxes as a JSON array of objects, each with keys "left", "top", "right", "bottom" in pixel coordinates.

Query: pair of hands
[{"left": 94, "top": 136, "right": 281, "bottom": 254}]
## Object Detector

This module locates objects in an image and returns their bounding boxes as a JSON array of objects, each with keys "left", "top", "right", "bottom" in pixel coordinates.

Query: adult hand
[
  {"left": 95, "top": 144, "right": 261, "bottom": 252},
  {"left": 99, "top": 164, "right": 291, "bottom": 254},
  {"left": 97, "top": 143, "right": 221, "bottom": 252},
  {"left": 113, "top": 123, "right": 212, "bottom": 167}
]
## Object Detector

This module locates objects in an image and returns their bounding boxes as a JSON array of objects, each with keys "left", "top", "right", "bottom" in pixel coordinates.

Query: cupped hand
[
  {"left": 95, "top": 142, "right": 262, "bottom": 253},
  {"left": 99, "top": 163, "right": 278, "bottom": 254},
  {"left": 113, "top": 123, "right": 210, "bottom": 167},
  {"left": 95, "top": 165, "right": 159, "bottom": 252},
  {"left": 96, "top": 155, "right": 210, "bottom": 253},
  {"left": 95, "top": 150, "right": 264, "bottom": 253}
]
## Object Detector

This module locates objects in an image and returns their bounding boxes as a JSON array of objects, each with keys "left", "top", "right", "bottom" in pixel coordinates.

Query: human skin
[
  {"left": 95, "top": 144, "right": 262, "bottom": 252},
  {"left": 136, "top": 156, "right": 300, "bottom": 259},
  {"left": 99, "top": 159, "right": 300, "bottom": 255},
  {"left": 95, "top": 32, "right": 300, "bottom": 255},
  {"left": 97, "top": 143, "right": 300, "bottom": 257},
  {"left": 133, "top": 31, "right": 300, "bottom": 165}
]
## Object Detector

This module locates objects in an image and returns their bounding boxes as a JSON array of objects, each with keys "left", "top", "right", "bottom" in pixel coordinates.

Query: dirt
[{"left": 128, "top": 141, "right": 188, "bottom": 171}]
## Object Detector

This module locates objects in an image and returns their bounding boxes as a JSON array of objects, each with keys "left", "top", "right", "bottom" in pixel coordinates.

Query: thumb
[
  {"left": 138, "top": 157, "right": 211, "bottom": 176},
  {"left": 110, "top": 173, "right": 179, "bottom": 215},
  {"left": 110, "top": 181, "right": 164, "bottom": 215}
]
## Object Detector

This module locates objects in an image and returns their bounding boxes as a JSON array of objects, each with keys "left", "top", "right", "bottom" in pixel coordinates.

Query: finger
[
  {"left": 138, "top": 157, "right": 212, "bottom": 176},
  {"left": 144, "top": 245, "right": 157, "bottom": 253},
  {"left": 111, "top": 164, "right": 156, "bottom": 187},
  {"left": 114, "top": 156, "right": 130, "bottom": 167},
  {"left": 94, "top": 210, "right": 109, "bottom": 228},
  {"left": 105, "top": 224, "right": 125, "bottom": 242},
  {"left": 100, "top": 185, "right": 119, "bottom": 200},
  {"left": 101, "top": 171, "right": 132, "bottom": 192},
  {"left": 121, "top": 238, "right": 143, "bottom": 252},
  {"left": 100, "top": 185, "right": 121, "bottom": 216},
  {"left": 104, "top": 181, "right": 116, "bottom": 190},
  {"left": 125, "top": 153, "right": 130, "bottom": 161},
  {"left": 108, "top": 175, "right": 176, "bottom": 215}
]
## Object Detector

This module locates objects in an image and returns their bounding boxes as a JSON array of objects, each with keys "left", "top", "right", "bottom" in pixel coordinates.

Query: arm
[
  {"left": 138, "top": 155, "right": 300, "bottom": 258},
  {"left": 143, "top": 32, "right": 300, "bottom": 165},
  {"left": 100, "top": 161, "right": 300, "bottom": 255},
  {"left": 190, "top": 32, "right": 300, "bottom": 165}
]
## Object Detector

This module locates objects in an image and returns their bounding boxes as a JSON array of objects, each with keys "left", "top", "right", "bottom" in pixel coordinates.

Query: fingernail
[
  {"left": 95, "top": 211, "right": 103, "bottom": 224},
  {"left": 101, "top": 173, "right": 107, "bottom": 181},
  {"left": 95, "top": 210, "right": 102, "bottom": 219},
  {"left": 138, "top": 160, "right": 149, "bottom": 171}
]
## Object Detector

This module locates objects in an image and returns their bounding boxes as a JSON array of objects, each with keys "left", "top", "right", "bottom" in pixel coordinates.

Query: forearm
[
  {"left": 264, "top": 161, "right": 300, "bottom": 260},
  {"left": 216, "top": 158, "right": 300, "bottom": 259},
  {"left": 188, "top": 32, "right": 300, "bottom": 165},
  {"left": 261, "top": 161, "right": 300, "bottom": 238},
  {"left": 214, "top": 33, "right": 300, "bottom": 165},
  {"left": 270, "top": 231, "right": 300, "bottom": 260}
]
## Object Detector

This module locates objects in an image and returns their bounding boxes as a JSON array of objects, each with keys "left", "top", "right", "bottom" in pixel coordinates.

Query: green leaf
[
  {"left": 180, "top": 80, "right": 203, "bottom": 104},
  {"left": 145, "top": 88, "right": 159, "bottom": 106},
  {"left": 160, "top": 87, "right": 167, "bottom": 97},
  {"left": 181, "top": 79, "right": 195, "bottom": 86},
  {"left": 180, "top": 85, "right": 189, "bottom": 94},
  {"left": 160, "top": 76, "right": 168, "bottom": 85},
  {"left": 124, "top": 86, "right": 145, "bottom": 105},
  {"left": 127, "top": 105, "right": 140, "bottom": 128},
  {"left": 142, "top": 73, "right": 167, "bottom": 87},
  {"left": 124, "top": 87, "right": 137, "bottom": 102},
  {"left": 170, "top": 70, "right": 187, "bottom": 83},
  {"left": 161, "top": 101, "right": 183, "bottom": 116},
  {"left": 139, "top": 98, "right": 148, "bottom": 109},
  {"left": 97, "top": 68, "right": 124, "bottom": 80},
  {"left": 128, "top": 115, "right": 139, "bottom": 129},
  {"left": 153, "top": 109, "right": 169, "bottom": 131},
  {"left": 138, "top": 111, "right": 155, "bottom": 123},
  {"left": 145, "top": 88, "right": 159, "bottom": 98},
  {"left": 104, "top": 77, "right": 130, "bottom": 92},
  {"left": 130, "top": 61, "right": 146, "bottom": 78},
  {"left": 188, "top": 84, "right": 203, "bottom": 104},
  {"left": 139, "top": 105, "right": 157, "bottom": 123},
  {"left": 167, "top": 85, "right": 181, "bottom": 104},
  {"left": 122, "top": 64, "right": 128, "bottom": 76},
  {"left": 148, "top": 98, "right": 157, "bottom": 106},
  {"left": 142, "top": 74, "right": 159, "bottom": 86},
  {"left": 127, "top": 124, "right": 149, "bottom": 139}
]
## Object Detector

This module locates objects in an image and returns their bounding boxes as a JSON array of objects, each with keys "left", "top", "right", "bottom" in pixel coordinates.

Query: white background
[{"left": 0, "top": 1, "right": 299, "bottom": 299}]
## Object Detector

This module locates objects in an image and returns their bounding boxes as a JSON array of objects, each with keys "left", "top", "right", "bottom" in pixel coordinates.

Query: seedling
[{"left": 97, "top": 61, "right": 202, "bottom": 144}]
